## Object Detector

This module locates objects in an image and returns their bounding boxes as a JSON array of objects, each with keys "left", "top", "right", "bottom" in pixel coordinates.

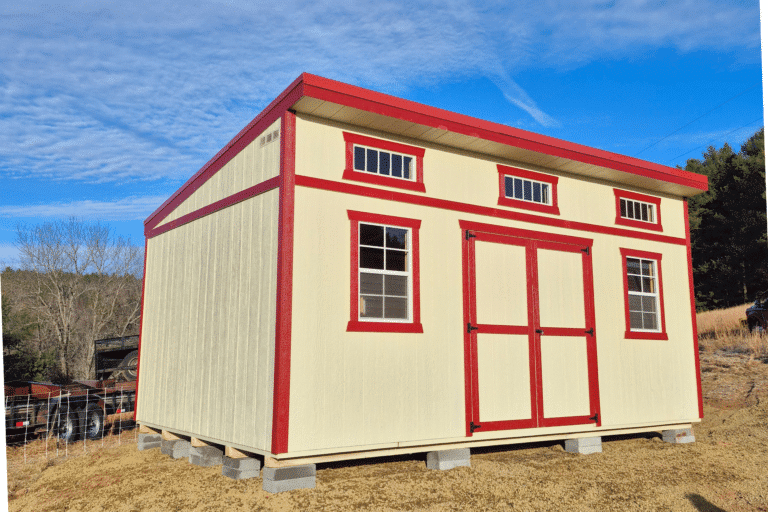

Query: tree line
[
  {"left": 2, "top": 218, "right": 143, "bottom": 383},
  {"left": 686, "top": 127, "right": 767, "bottom": 311}
]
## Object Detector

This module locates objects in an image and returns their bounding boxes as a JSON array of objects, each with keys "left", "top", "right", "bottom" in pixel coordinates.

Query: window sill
[
  {"left": 342, "top": 168, "right": 426, "bottom": 193},
  {"left": 497, "top": 196, "right": 560, "bottom": 215},
  {"left": 625, "top": 331, "right": 668, "bottom": 340},
  {"left": 615, "top": 217, "right": 663, "bottom": 232},
  {"left": 347, "top": 320, "right": 424, "bottom": 333}
]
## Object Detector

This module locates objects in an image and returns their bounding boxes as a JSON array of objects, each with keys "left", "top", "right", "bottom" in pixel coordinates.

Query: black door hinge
[
  {"left": 581, "top": 246, "right": 590, "bottom": 255},
  {"left": 535, "top": 329, "right": 544, "bottom": 334},
  {"left": 589, "top": 412, "right": 599, "bottom": 423},
  {"left": 585, "top": 328, "right": 594, "bottom": 336},
  {"left": 470, "top": 422, "right": 482, "bottom": 433},
  {"left": 466, "top": 230, "right": 476, "bottom": 241},
  {"left": 467, "top": 323, "right": 479, "bottom": 334}
]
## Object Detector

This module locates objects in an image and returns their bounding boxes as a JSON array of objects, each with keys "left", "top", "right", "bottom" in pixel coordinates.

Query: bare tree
[{"left": 14, "top": 218, "right": 143, "bottom": 381}]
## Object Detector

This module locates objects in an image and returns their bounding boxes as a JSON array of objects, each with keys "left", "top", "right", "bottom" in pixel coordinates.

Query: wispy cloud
[
  {"left": 0, "top": 196, "right": 167, "bottom": 221},
  {"left": 0, "top": 0, "right": 759, "bottom": 186}
]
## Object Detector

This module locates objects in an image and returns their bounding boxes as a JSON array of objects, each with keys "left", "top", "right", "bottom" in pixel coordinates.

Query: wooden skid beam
[
  {"left": 225, "top": 446, "right": 250, "bottom": 459},
  {"left": 161, "top": 430, "right": 183, "bottom": 441}
]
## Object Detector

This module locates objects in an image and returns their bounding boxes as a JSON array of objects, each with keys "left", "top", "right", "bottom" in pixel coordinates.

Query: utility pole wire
[
  {"left": 668, "top": 117, "right": 764, "bottom": 164},
  {"left": 634, "top": 84, "right": 761, "bottom": 157}
]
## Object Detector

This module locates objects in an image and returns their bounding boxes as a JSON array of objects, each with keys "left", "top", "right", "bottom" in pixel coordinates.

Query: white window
[
  {"left": 504, "top": 175, "right": 551, "bottom": 206},
  {"left": 620, "top": 198, "right": 656, "bottom": 224},
  {"left": 358, "top": 223, "right": 411, "bottom": 321},
  {"left": 626, "top": 257, "right": 660, "bottom": 331},
  {"left": 354, "top": 145, "right": 414, "bottom": 181}
]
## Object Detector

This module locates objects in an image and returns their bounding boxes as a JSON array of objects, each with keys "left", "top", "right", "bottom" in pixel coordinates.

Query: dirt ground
[{"left": 6, "top": 350, "right": 768, "bottom": 511}]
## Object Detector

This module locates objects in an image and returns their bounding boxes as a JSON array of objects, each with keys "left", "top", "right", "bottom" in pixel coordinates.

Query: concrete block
[
  {"left": 189, "top": 445, "right": 224, "bottom": 467},
  {"left": 137, "top": 433, "right": 161, "bottom": 451},
  {"left": 222, "top": 456, "right": 261, "bottom": 480},
  {"left": 426, "top": 448, "right": 471, "bottom": 470},
  {"left": 565, "top": 436, "right": 603, "bottom": 455},
  {"left": 262, "top": 464, "right": 316, "bottom": 493},
  {"left": 662, "top": 428, "right": 695, "bottom": 444},
  {"left": 160, "top": 439, "right": 190, "bottom": 459}
]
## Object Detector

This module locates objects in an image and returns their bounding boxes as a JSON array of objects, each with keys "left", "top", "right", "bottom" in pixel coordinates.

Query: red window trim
[
  {"left": 620, "top": 248, "right": 668, "bottom": 340},
  {"left": 614, "top": 189, "right": 663, "bottom": 232},
  {"left": 343, "top": 132, "right": 427, "bottom": 193},
  {"left": 347, "top": 210, "right": 423, "bottom": 333},
  {"left": 497, "top": 165, "right": 560, "bottom": 215}
]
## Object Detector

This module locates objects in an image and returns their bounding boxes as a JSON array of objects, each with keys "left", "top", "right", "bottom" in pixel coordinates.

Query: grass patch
[{"left": 697, "top": 303, "right": 768, "bottom": 359}]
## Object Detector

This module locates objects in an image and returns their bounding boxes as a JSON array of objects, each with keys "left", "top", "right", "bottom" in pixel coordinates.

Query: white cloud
[
  {"left": 0, "top": 0, "right": 759, "bottom": 185},
  {"left": 0, "top": 196, "right": 167, "bottom": 221}
]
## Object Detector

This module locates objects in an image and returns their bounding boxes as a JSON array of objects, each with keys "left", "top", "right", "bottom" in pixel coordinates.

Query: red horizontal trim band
[
  {"left": 624, "top": 331, "right": 669, "bottom": 340},
  {"left": 463, "top": 221, "right": 593, "bottom": 248},
  {"left": 473, "top": 418, "right": 537, "bottom": 432},
  {"left": 341, "top": 168, "right": 427, "bottom": 193},
  {"left": 475, "top": 324, "right": 529, "bottom": 335},
  {"left": 296, "top": 175, "right": 686, "bottom": 246},
  {"left": 145, "top": 77, "right": 304, "bottom": 230},
  {"left": 347, "top": 210, "right": 422, "bottom": 229},
  {"left": 146, "top": 176, "right": 281, "bottom": 238},
  {"left": 539, "top": 415, "right": 596, "bottom": 428},
  {"left": 538, "top": 327, "right": 590, "bottom": 337},
  {"left": 299, "top": 74, "right": 708, "bottom": 193},
  {"left": 346, "top": 321, "right": 424, "bottom": 333}
]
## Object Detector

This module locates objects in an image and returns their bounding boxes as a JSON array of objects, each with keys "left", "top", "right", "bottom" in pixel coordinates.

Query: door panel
[
  {"left": 476, "top": 334, "right": 532, "bottom": 423},
  {"left": 536, "top": 248, "right": 585, "bottom": 329},
  {"left": 540, "top": 335, "right": 591, "bottom": 419},
  {"left": 474, "top": 241, "right": 528, "bottom": 326}
]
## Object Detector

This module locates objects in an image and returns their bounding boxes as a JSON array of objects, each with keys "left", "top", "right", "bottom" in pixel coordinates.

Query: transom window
[
  {"left": 614, "top": 189, "right": 662, "bottom": 232},
  {"left": 497, "top": 165, "right": 560, "bottom": 215},
  {"left": 354, "top": 145, "right": 413, "bottom": 181},
  {"left": 620, "top": 198, "right": 656, "bottom": 224},
  {"left": 621, "top": 248, "right": 667, "bottom": 340}
]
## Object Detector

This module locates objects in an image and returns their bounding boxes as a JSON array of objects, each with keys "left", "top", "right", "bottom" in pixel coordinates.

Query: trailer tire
[
  {"left": 112, "top": 350, "right": 139, "bottom": 381},
  {"left": 80, "top": 403, "right": 104, "bottom": 440},
  {"left": 53, "top": 407, "right": 79, "bottom": 443}
]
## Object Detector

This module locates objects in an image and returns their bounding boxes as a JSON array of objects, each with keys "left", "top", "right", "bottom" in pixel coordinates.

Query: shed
[{"left": 135, "top": 73, "right": 708, "bottom": 489}]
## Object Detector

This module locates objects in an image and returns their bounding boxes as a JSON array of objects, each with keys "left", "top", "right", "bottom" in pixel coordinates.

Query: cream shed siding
[
  {"left": 286, "top": 115, "right": 699, "bottom": 455},
  {"left": 137, "top": 188, "right": 279, "bottom": 452},
  {"left": 156, "top": 119, "right": 281, "bottom": 227}
]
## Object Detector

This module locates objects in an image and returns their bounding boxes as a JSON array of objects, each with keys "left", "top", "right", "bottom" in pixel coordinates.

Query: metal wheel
[
  {"left": 112, "top": 350, "right": 139, "bottom": 381},
  {"left": 79, "top": 403, "right": 104, "bottom": 440},
  {"left": 53, "top": 407, "right": 79, "bottom": 443}
]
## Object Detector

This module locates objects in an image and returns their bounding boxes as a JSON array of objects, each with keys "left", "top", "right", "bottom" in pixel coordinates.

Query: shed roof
[{"left": 146, "top": 73, "right": 708, "bottom": 228}]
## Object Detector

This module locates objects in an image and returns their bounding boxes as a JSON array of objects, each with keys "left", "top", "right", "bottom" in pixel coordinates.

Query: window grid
[
  {"left": 354, "top": 145, "right": 414, "bottom": 181},
  {"left": 358, "top": 222, "right": 412, "bottom": 322},
  {"left": 620, "top": 198, "right": 656, "bottom": 224},
  {"left": 504, "top": 175, "right": 551, "bottom": 206},
  {"left": 626, "top": 257, "right": 660, "bottom": 332}
]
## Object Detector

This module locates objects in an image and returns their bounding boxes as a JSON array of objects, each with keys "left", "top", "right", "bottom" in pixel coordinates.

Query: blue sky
[{"left": 0, "top": 0, "right": 764, "bottom": 266}]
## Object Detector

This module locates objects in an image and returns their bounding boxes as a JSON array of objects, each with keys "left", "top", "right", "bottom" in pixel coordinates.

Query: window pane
[
  {"left": 626, "top": 258, "right": 641, "bottom": 275},
  {"left": 523, "top": 180, "right": 532, "bottom": 201},
  {"left": 630, "top": 311, "right": 643, "bottom": 329},
  {"left": 642, "top": 277, "right": 655, "bottom": 294},
  {"left": 403, "top": 157, "right": 412, "bottom": 179},
  {"left": 620, "top": 199, "right": 627, "bottom": 218},
  {"left": 360, "top": 224, "right": 384, "bottom": 246},
  {"left": 504, "top": 176, "right": 514, "bottom": 198},
  {"left": 627, "top": 275, "right": 642, "bottom": 292},
  {"left": 366, "top": 149, "right": 378, "bottom": 174},
  {"left": 641, "top": 260, "right": 654, "bottom": 276},
  {"left": 385, "top": 274, "right": 408, "bottom": 296},
  {"left": 643, "top": 313, "right": 658, "bottom": 330},
  {"left": 379, "top": 151, "right": 390, "bottom": 175},
  {"left": 360, "top": 295, "right": 383, "bottom": 318},
  {"left": 648, "top": 206, "right": 654, "bottom": 223},
  {"left": 360, "top": 272, "right": 383, "bottom": 295},
  {"left": 360, "top": 247, "right": 384, "bottom": 269},
  {"left": 386, "top": 227, "right": 407, "bottom": 249},
  {"left": 354, "top": 146, "right": 366, "bottom": 171},
  {"left": 384, "top": 297, "right": 408, "bottom": 319},
  {"left": 542, "top": 184, "right": 549, "bottom": 204},
  {"left": 629, "top": 294, "right": 642, "bottom": 311},
  {"left": 391, "top": 154, "right": 402, "bottom": 178},
  {"left": 634, "top": 201, "right": 641, "bottom": 220},
  {"left": 533, "top": 182, "right": 541, "bottom": 203},
  {"left": 386, "top": 250, "right": 406, "bottom": 271},
  {"left": 641, "top": 203, "right": 648, "bottom": 221},
  {"left": 514, "top": 178, "right": 523, "bottom": 199},
  {"left": 641, "top": 295, "right": 656, "bottom": 313}
]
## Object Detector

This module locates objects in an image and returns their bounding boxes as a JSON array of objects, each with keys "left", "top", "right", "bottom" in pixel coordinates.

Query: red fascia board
[
  {"left": 300, "top": 74, "right": 708, "bottom": 193},
  {"left": 144, "top": 76, "right": 306, "bottom": 230}
]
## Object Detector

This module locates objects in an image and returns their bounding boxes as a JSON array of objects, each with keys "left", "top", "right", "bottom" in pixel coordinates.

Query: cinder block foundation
[
  {"left": 565, "top": 436, "right": 603, "bottom": 455},
  {"left": 262, "top": 464, "right": 316, "bottom": 493},
  {"left": 222, "top": 456, "right": 261, "bottom": 480},
  {"left": 189, "top": 445, "right": 224, "bottom": 467},
  {"left": 662, "top": 428, "right": 695, "bottom": 444},
  {"left": 426, "top": 448, "right": 471, "bottom": 470},
  {"left": 137, "top": 433, "right": 161, "bottom": 451},
  {"left": 160, "top": 439, "right": 191, "bottom": 459}
]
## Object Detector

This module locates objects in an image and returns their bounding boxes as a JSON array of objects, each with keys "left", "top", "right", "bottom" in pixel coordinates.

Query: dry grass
[{"left": 697, "top": 302, "right": 768, "bottom": 359}]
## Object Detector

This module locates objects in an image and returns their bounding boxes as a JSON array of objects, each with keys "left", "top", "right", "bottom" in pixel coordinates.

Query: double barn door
[{"left": 462, "top": 225, "right": 601, "bottom": 435}]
